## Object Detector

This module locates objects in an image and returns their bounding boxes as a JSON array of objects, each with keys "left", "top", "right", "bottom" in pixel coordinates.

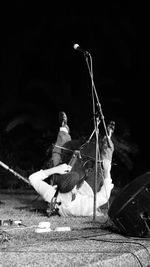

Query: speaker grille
[{"left": 108, "top": 172, "right": 150, "bottom": 237}]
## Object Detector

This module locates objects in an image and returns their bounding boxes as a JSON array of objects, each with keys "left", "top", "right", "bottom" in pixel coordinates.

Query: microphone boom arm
[{"left": 0, "top": 160, "right": 30, "bottom": 185}]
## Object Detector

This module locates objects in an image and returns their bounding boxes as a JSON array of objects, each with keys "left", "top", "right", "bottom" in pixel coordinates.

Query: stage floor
[{"left": 0, "top": 191, "right": 150, "bottom": 266}]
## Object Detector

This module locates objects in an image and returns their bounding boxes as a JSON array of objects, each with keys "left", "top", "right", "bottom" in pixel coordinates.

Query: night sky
[{"left": 0, "top": 2, "right": 150, "bottom": 180}]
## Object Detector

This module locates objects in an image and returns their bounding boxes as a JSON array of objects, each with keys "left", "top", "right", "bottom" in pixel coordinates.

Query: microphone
[{"left": 73, "top": 44, "right": 90, "bottom": 56}]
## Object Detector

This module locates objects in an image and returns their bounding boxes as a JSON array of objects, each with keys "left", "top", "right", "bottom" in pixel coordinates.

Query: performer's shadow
[{"left": 14, "top": 194, "right": 48, "bottom": 216}]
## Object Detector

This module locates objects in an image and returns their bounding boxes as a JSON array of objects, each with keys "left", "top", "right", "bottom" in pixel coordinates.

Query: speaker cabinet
[{"left": 108, "top": 172, "right": 150, "bottom": 237}]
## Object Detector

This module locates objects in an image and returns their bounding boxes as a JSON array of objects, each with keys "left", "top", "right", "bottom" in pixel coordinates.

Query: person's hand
[{"left": 55, "top": 163, "right": 72, "bottom": 174}]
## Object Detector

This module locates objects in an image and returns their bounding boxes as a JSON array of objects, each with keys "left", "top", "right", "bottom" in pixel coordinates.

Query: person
[{"left": 29, "top": 129, "right": 114, "bottom": 217}]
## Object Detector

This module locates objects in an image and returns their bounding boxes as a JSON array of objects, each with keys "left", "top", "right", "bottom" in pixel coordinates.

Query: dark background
[{"left": 0, "top": 2, "right": 149, "bottom": 188}]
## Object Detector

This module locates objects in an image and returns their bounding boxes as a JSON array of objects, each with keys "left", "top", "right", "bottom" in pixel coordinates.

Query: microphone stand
[{"left": 83, "top": 52, "right": 110, "bottom": 221}]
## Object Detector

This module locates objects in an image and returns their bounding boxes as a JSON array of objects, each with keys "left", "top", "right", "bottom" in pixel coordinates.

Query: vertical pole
[{"left": 93, "top": 117, "right": 99, "bottom": 221}]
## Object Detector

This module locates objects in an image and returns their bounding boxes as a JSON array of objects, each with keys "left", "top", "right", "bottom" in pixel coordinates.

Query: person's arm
[
  {"left": 28, "top": 164, "right": 72, "bottom": 203},
  {"left": 29, "top": 164, "right": 72, "bottom": 185},
  {"left": 43, "top": 163, "right": 72, "bottom": 177},
  {"left": 101, "top": 136, "right": 114, "bottom": 162},
  {"left": 96, "top": 158, "right": 113, "bottom": 207}
]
